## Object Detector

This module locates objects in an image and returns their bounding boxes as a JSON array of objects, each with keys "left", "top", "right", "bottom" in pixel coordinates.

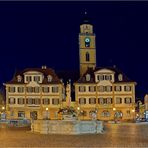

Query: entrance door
[{"left": 30, "top": 111, "right": 38, "bottom": 120}]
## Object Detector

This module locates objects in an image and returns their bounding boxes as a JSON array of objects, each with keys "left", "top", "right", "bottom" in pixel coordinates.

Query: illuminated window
[
  {"left": 34, "top": 76, "right": 40, "bottom": 82},
  {"left": 124, "top": 86, "right": 131, "bottom": 91},
  {"left": 26, "top": 76, "right": 32, "bottom": 82},
  {"left": 52, "top": 99, "right": 59, "bottom": 105},
  {"left": 79, "top": 86, "right": 86, "bottom": 92},
  {"left": 8, "top": 87, "right": 15, "bottom": 93},
  {"left": 118, "top": 74, "right": 123, "bottom": 81},
  {"left": 18, "top": 98, "right": 24, "bottom": 104},
  {"left": 52, "top": 86, "right": 59, "bottom": 93},
  {"left": 79, "top": 98, "right": 86, "bottom": 104},
  {"left": 18, "top": 87, "right": 24, "bottom": 93},
  {"left": 125, "top": 97, "right": 132, "bottom": 104},
  {"left": 115, "top": 86, "right": 122, "bottom": 91},
  {"left": 9, "top": 98, "right": 15, "bottom": 104},
  {"left": 116, "top": 97, "right": 122, "bottom": 104},
  {"left": 98, "top": 86, "right": 104, "bottom": 92},
  {"left": 89, "top": 98, "right": 96, "bottom": 104},
  {"left": 43, "top": 98, "right": 50, "bottom": 105},
  {"left": 86, "top": 74, "right": 91, "bottom": 81},
  {"left": 42, "top": 87, "right": 50, "bottom": 93},
  {"left": 105, "top": 86, "right": 112, "bottom": 92},
  {"left": 47, "top": 75, "right": 53, "bottom": 82},
  {"left": 89, "top": 86, "right": 96, "bottom": 92},
  {"left": 17, "top": 75, "right": 22, "bottom": 82},
  {"left": 98, "top": 98, "right": 104, "bottom": 104}
]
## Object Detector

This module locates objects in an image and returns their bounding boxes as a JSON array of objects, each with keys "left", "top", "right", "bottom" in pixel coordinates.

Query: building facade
[
  {"left": 74, "top": 18, "right": 136, "bottom": 121},
  {"left": 4, "top": 66, "right": 65, "bottom": 120}
]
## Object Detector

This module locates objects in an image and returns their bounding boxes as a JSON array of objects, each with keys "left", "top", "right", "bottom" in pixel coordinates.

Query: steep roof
[
  {"left": 6, "top": 67, "right": 62, "bottom": 84},
  {"left": 75, "top": 67, "right": 136, "bottom": 84}
]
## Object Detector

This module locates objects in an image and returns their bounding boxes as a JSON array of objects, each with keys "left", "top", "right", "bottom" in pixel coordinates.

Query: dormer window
[
  {"left": 86, "top": 74, "right": 91, "bottom": 81},
  {"left": 118, "top": 74, "right": 123, "bottom": 81},
  {"left": 17, "top": 75, "right": 22, "bottom": 82},
  {"left": 47, "top": 75, "right": 52, "bottom": 82}
]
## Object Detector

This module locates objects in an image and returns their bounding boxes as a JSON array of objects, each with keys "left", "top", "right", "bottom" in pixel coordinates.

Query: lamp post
[
  {"left": 113, "top": 108, "right": 116, "bottom": 123},
  {"left": 77, "top": 107, "right": 80, "bottom": 120},
  {"left": 46, "top": 107, "right": 48, "bottom": 120},
  {"left": 132, "top": 109, "right": 135, "bottom": 122}
]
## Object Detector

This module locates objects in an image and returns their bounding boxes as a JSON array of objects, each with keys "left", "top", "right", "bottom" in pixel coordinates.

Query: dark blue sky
[{"left": 0, "top": 2, "right": 148, "bottom": 99}]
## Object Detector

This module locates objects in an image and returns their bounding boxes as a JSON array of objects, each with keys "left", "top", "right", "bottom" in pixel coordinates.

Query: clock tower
[{"left": 79, "top": 15, "right": 96, "bottom": 76}]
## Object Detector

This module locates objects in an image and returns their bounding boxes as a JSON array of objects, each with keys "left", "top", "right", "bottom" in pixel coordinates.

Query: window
[
  {"left": 86, "top": 74, "right": 91, "bottom": 81},
  {"left": 42, "top": 87, "right": 50, "bottom": 93},
  {"left": 116, "top": 97, "right": 122, "bottom": 104},
  {"left": 98, "top": 98, "right": 103, "bottom": 104},
  {"left": 101, "top": 111, "right": 110, "bottom": 117},
  {"left": 52, "top": 99, "right": 59, "bottom": 105},
  {"left": 125, "top": 97, "right": 132, "bottom": 104},
  {"left": 17, "top": 75, "right": 22, "bottom": 82},
  {"left": 47, "top": 75, "right": 52, "bottom": 82},
  {"left": 89, "top": 98, "right": 96, "bottom": 104},
  {"left": 18, "top": 98, "right": 24, "bottom": 104},
  {"left": 118, "top": 74, "right": 123, "bottom": 81},
  {"left": 18, "top": 87, "right": 24, "bottom": 93},
  {"left": 105, "top": 86, "right": 112, "bottom": 92},
  {"left": 35, "top": 99, "right": 40, "bottom": 105},
  {"left": 103, "top": 98, "right": 107, "bottom": 104},
  {"left": 79, "top": 86, "right": 86, "bottom": 92},
  {"left": 18, "top": 111, "right": 25, "bottom": 118},
  {"left": 107, "top": 98, "right": 112, "bottom": 104},
  {"left": 97, "top": 75, "right": 104, "bottom": 81},
  {"left": 8, "top": 87, "right": 15, "bottom": 93},
  {"left": 124, "top": 86, "right": 131, "bottom": 91},
  {"left": 43, "top": 98, "right": 50, "bottom": 105},
  {"left": 34, "top": 76, "right": 40, "bottom": 82},
  {"left": 79, "top": 98, "right": 86, "bottom": 104},
  {"left": 26, "top": 87, "right": 33, "bottom": 93},
  {"left": 89, "top": 86, "right": 96, "bottom": 92},
  {"left": 34, "top": 87, "right": 40, "bottom": 93},
  {"left": 52, "top": 86, "right": 59, "bottom": 93},
  {"left": 86, "top": 52, "right": 90, "bottom": 61},
  {"left": 115, "top": 86, "right": 122, "bottom": 91},
  {"left": 26, "top": 76, "right": 32, "bottom": 82},
  {"left": 105, "top": 75, "right": 112, "bottom": 80},
  {"left": 26, "top": 98, "right": 40, "bottom": 105},
  {"left": 98, "top": 86, "right": 104, "bottom": 92},
  {"left": 8, "top": 98, "right": 15, "bottom": 104}
]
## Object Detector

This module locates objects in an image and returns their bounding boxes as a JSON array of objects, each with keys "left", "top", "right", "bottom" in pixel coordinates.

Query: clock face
[{"left": 85, "top": 38, "right": 90, "bottom": 43}]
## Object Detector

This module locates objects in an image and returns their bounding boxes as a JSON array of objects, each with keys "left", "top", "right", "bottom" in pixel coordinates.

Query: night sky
[{"left": 0, "top": 2, "right": 148, "bottom": 99}]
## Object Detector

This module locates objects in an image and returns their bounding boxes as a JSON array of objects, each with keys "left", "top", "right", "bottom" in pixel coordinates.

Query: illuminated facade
[
  {"left": 4, "top": 66, "right": 65, "bottom": 120},
  {"left": 4, "top": 17, "right": 136, "bottom": 122},
  {"left": 74, "top": 19, "right": 136, "bottom": 121}
]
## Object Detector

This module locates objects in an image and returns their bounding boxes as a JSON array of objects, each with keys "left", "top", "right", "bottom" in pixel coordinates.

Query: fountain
[{"left": 31, "top": 80, "right": 104, "bottom": 134}]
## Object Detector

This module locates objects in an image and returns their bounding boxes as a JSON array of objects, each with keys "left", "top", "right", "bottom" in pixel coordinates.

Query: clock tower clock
[{"left": 79, "top": 16, "right": 96, "bottom": 76}]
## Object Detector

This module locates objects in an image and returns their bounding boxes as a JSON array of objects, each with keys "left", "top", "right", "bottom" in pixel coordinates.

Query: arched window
[
  {"left": 47, "top": 75, "right": 52, "bottom": 82},
  {"left": 86, "top": 52, "right": 90, "bottom": 61}
]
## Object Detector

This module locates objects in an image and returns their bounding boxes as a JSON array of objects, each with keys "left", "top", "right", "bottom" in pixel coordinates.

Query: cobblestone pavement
[{"left": 0, "top": 122, "right": 148, "bottom": 147}]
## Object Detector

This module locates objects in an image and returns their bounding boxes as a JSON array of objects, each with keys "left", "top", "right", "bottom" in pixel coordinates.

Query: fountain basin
[{"left": 31, "top": 120, "right": 104, "bottom": 135}]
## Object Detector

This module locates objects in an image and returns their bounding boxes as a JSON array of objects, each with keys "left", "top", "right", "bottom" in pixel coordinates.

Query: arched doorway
[{"left": 114, "top": 111, "right": 123, "bottom": 120}]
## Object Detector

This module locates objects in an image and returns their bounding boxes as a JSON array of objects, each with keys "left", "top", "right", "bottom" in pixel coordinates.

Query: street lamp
[
  {"left": 77, "top": 107, "right": 80, "bottom": 120},
  {"left": 132, "top": 109, "right": 135, "bottom": 121},
  {"left": 46, "top": 108, "right": 48, "bottom": 119},
  {"left": 2, "top": 107, "right": 5, "bottom": 110},
  {"left": 113, "top": 108, "right": 116, "bottom": 123}
]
